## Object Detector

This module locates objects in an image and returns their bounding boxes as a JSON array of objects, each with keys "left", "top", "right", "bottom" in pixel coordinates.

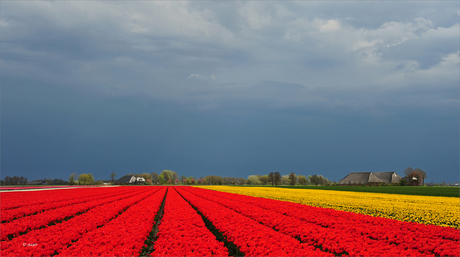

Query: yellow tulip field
[{"left": 197, "top": 186, "right": 459, "bottom": 229}]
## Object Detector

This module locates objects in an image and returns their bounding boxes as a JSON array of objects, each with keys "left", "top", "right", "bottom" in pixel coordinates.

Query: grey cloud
[{"left": 1, "top": 1, "right": 458, "bottom": 181}]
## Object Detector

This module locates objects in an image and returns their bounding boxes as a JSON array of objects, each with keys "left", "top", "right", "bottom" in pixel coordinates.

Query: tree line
[
  {"left": 1, "top": 176, "right": 29, "bottom": 185},
  {"left": 0, "top": 176, "right": 70, "bottom": 185},
  {"left": 247, "top": 172, "right": 331, "bottom": 186},
  {"left": 69, "top": 173, "right": 98, "bottom": 185},
  {"left": 117, "top": 170, "right": 247, "bottom": 185}
]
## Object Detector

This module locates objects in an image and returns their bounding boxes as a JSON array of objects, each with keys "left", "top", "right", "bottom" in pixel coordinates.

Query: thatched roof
[
  {"left": 115, "top": 175, "right": 136, "bottom": 184},
  {"left": 373, "top": 172, "right": 402, "bottom": 184},
  {"left": 339, "top": 171, "right": 402, "bottom": 185}
]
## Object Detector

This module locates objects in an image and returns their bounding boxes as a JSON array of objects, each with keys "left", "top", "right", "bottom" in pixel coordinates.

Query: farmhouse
[
  {"left": 115, "top": 175, "right": 137, "bottom": 185},
  {"left": 339, "top": 171, "right": 402, "bottom": 185},
  {"left": 115, "top": 175, "right": 146, "bottom": 185}
]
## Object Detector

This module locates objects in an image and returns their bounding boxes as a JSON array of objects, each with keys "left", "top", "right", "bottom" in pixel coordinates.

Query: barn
[
  {"left": 339, "top": 171, "right": 402, "bottom": 185},
  {"left": 115, "top": 175, "right": 146, "bottom": 185},
  {"left": 115, "top": 175, "right": 137, "bottom": 185}
]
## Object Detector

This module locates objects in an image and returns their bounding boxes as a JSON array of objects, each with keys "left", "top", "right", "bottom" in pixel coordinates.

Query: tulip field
[
  {"left": 198, "top": 186, "right": 460, "bottom": 229},
  {"left": 1, "top": 186, "right": 459, "bottom": 256}
]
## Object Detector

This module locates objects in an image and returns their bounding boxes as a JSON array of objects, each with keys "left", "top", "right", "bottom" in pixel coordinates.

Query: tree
[
  {"left": 413, "top": 168, "right": 427, "bottom": 184},
  {"left": 268, "top": 172, "right": 274, "bottom": 186},
  {"left": 88, "top": 174, "right": 95, "bottom": 184},
  {"left": 404, "top": 167, "right": 427, "bottom": 186},
  {"left": 205, "top": 175, "right": 224, "bottom": 185},
  {"left": 310, "top": 175, "right": 321, "bottom": 186},
  {"left": 161, "top": 170, "right": 174, "bottom": 182},
  {"left": 258, "top": 175, "right": 269, "bottom": 185},
  {"left": 298, "top": 175, "right": 308, "bottom": 185},
  {"left": 138, "top": 173, "right": 152, "bottom": 181},
  {"left": 4, "top": 176, "right": 12, "bottom": 185},
  {"left": 111, "top": 171, "right": 116, "bottom": 184},
  {"left": 172, "top": 171, "right": 179, "bottom": 182},
  {"left": 78, "top": 174, "right": 90, "bottom": 185},
  {"left": 404, "top": 167, "right": 414, "bottom": 177},
  {"left": 289, "top": 172, "right": 297, "bottom": 186},
  {"left": 18, "top": 176, "right": 28, "bottom": 184},
  {"left": 5, "top": 176, "right": 22, "bottom": 185},
  {"left": 274, "top": 172, "right": 281, "bottom": 186},
  {"left": 281, "top": 175, "right": 290, "bottom": 185},
  {"left": 151, "top": 172, "right": 159, "bottom": 184},
  {"left": 408, "top": 171, "right": 423, "bottom": 186},
  {"left": 247, "top": 175, "right": 261, "bottom": 185},
  {"left": 400, "top": 178, "right": 407, "bottom": 186},
  {"left": 69, "top": 173, "right": 77, "bottom": 185},
  {"left": 309, "top": 175, "right": 330, "bottom": 186}
]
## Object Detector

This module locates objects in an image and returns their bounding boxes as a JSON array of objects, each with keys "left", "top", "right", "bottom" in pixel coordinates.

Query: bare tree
[
  {"left": 274, "top": 172, "right": 281, "bottom": 186},
  {"left": 404, "top": 167, "right": 414, "bottom": 177},
  {"left": 111, "top": 171, "right": 116, "bottom": 184},
  {"left": 413, "top": 168, "right": 427, "bottom": 182},
  {"left": 289, "top": 172, "right": 297, "bottom": 186},
  {"left": 268, "top": 172, "right": 274, "bottom": 186}
]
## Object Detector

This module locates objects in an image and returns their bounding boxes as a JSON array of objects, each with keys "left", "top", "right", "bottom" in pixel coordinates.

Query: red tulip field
[{"left": 1, "top": 186, "right": 459, "bottom": 256}]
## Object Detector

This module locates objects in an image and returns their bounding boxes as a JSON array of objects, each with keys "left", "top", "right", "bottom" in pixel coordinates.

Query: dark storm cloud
[{"left": 1, "top": 1, "right": 458, "bottom": 182}]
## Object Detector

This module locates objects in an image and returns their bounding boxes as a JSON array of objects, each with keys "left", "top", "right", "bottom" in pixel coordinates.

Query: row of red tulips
[
  {"left": 186, "top": 187, "right": 459, "bottom": 257},
  {"left": 176, "top": 187, "right": 333, "bottom": 256},
  {"left": 150, "top": 187, "right": 228, "bottom": 256},
  {"left": 1, "top": 187, "right": 151, "bottom": 241},
  {"left": 1, "top": 187, "right": 162, "bottom": 256},
  {"left": 56, "top": 187, "right": 167, "bottom": 256},
  {"left": 0, "top": 186, "right": 84, "bottom": 191},
  {"left": 1, "top": 187, "right": 132, "bottom": 222},
  {"left": 1, "top": 186, "right": 116, "bottom": 211}
]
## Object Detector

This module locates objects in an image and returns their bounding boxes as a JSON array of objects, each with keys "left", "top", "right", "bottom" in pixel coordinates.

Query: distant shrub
[{"left": 400, "top": 179, "right": 407, "bottom": 186}]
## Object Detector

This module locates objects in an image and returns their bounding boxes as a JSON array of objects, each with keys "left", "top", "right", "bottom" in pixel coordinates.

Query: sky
[{"left": 1, "top": 1, "right": 459, "bottom": 183}]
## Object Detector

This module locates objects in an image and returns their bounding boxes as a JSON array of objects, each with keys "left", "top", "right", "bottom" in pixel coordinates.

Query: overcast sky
[{"left": 1, "top": 1, "right": 459, "bottom": 183}]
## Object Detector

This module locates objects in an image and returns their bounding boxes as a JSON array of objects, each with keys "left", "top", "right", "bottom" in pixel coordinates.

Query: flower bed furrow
[
  {"left": 176, "top": 187, "right": 332, "bottom": 257},
  {"left": 0, "top": 187, "right": 161, "bottom": 257},
  {"left": 149, "top": 187, "right": 229, "bottom": 257},
  {"left": 189, "top": 187, "right": 459, "bottom": 257},
  {"left": 1, "top": 187, "right": 132, "bottom": 223},
  {"left": 1, "top": 187, "right": 151, "bottom": 241},
  {"left": 56, "top": 187, "right": 167, "bottom": 256}
]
